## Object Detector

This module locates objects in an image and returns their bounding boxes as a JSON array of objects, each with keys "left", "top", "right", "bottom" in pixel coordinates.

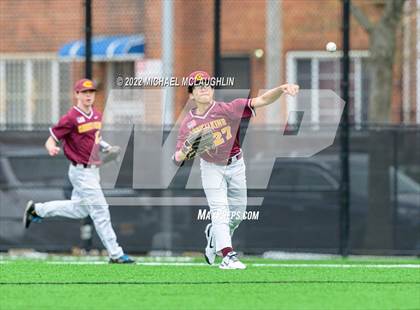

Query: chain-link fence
[{"left": 0, "top": 125, "right": 419, "bottom": 254}]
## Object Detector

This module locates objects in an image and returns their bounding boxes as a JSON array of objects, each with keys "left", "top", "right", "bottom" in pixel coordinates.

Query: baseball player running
[
  {"left": 173, "top": 71, "right": 299, "bottom": 269},
  {"left": 23, "top": 78, "right": 134, "bottom": 264}
]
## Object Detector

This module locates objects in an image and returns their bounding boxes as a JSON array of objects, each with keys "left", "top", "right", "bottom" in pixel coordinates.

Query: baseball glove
[
  {"left": 101, "top": 145, "right": 121, "bottom": 164},
  {"left": 182, "top": 127, "right": 216, "bottom": 160}
]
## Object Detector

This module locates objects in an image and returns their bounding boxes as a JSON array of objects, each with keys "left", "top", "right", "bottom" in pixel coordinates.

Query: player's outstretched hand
[
  {"left": 280, "top": 84, "right": 299, "bottom": 96},
  {"left": 47, "top": 146, "right": 61, "bottom": 156}
]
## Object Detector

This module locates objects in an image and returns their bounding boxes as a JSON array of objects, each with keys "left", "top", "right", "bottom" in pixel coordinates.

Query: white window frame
[
  {"left": 286, "top": 50, "right": 369, "bottom": 128},
  {"left": 0, "top": 53, "right": 61, "bottom": 130}
]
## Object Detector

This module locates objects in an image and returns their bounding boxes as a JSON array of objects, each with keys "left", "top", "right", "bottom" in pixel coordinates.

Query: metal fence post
[
  {"left": 339, "top": 0, "right": 351, "bottom": 257},
  {"left": 81, "top": 0, "right": 93, "bottom": 251},
  {"left": 214, "top": 0, "right": 221, "bottom": 77}
]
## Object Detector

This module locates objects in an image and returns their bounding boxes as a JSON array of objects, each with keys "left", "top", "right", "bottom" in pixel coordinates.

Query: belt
[
  {"left": 213, "top": 153, "right": 242, "bottom": 166},
  {"left": 71, "top": 161, "right": 99, "bottom": 169}
]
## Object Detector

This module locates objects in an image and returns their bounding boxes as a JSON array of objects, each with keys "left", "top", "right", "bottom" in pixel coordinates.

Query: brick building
[{"left": 0, "top": 0, "right": 418, "bottom": 129}]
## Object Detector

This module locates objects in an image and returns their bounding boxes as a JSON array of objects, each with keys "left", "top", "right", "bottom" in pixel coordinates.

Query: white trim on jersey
[
  {"left": 189, "top": 101, "right": 216, "bottom": 119},
  {"left": 247, "top": 98, "right": 256, "bottom": 117},
  {"left": 73, "top": 106, "right": 94, "bottom": 119},
  {"left": 49, "top": 127, "right": 59, "bottom": 142}
]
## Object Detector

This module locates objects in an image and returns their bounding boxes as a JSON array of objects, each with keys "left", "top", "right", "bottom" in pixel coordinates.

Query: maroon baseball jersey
[
  {"left": 50, "top": 106, "right": 102, "bottom": 165},
  {"left": 176, "top": 98, "right": 255, "bottom": 163}
]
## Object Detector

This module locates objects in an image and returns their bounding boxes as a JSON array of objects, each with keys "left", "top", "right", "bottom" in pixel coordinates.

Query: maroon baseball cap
[
  {"left": 74, "top": 78, "right": 97, "bottom": 92},
  {"left": 187, "top": 70, "right": 213, "bottom": 93},
  {"left": 187, "top": 70, "right": 211, "bottom": 86}
]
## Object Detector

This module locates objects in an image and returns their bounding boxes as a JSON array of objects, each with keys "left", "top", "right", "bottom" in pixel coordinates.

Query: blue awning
[{"left": 58, "top": 34, "right": 144, "bottom": 61}]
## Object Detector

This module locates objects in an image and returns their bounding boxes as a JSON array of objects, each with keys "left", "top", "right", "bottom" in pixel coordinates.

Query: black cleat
[
  {"left": 23, "top": 200, "right": 42, "bottom": 229},
  {"left": 109, "top": 254, "right": 135, "bottom": 264}
]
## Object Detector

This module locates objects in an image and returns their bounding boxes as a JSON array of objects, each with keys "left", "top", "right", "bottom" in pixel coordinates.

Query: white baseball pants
[
  {"left": 200, "top": 157, "right": 247, "bottom": 253},
  {"left": 35, "top": 164, "right": 123, "bottom": 259}
]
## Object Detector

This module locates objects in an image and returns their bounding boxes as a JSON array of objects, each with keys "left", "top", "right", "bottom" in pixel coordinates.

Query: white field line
[
  {"left": 137, "top": 262, "right": 208, "bottom": 266},
  {"left": 46, "top": 262, "right": 208, "bottom": 266},
  {"left": 0, "top": 255, "right": 196, "bottom": 263},
  {"left": 47, "top": 261, "right": 108, "bottom": 265},
  {"left": 36, "top": 261, "right": 420, "bottom": 269},
  {"left": 252, "top": 263, "right": 420, "bottom": 269}
]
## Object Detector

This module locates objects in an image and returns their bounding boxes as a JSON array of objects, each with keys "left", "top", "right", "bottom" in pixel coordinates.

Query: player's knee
[
  {"left": 90, "top": 208, "right": 110, "bottom": 222},
  {"left": 230, "top": 210, "right": 246, "bottom": 229}
]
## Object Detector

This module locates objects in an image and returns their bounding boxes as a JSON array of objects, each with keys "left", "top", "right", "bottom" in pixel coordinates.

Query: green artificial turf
[{"left": 0, "top": 257, "right": 419, "bottom": 310}]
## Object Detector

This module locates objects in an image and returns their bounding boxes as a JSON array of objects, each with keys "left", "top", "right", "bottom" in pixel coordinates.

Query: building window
[
  {"left": 33, "top": 60, "right": 52, "bottom": 125},
  {"left": 220, "top": 56, "right": 251, "bottom": 90},
  {"left": 59, "top": 62, "right": 72, "bottom": 116},
  {"left": 0, "top": 56, "right": 71, "bottom": 130},
  {"left": 105, "top": 61, "right": 145, "bottom": 125},
  {"left": 5, "top": 61, "right": 26, "bottom": 128},
  {"left": 108, "top": 61, "right": 135, "bottom": 89},
  {"left": 287, "top": 51, "right": 369, "bottom": 128}
]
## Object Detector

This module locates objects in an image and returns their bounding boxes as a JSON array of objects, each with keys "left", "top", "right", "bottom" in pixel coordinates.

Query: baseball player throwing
[
  {"left": 173, "top": 71, "right": 299, "bottom": 269},
  {"left": 23, "top": 78, "right": 134, "bottom": 264}
]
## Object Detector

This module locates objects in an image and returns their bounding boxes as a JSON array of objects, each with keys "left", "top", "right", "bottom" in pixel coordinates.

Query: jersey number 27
[{"left": 213, "top": 126, "right": 232, "bottom": 146}]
